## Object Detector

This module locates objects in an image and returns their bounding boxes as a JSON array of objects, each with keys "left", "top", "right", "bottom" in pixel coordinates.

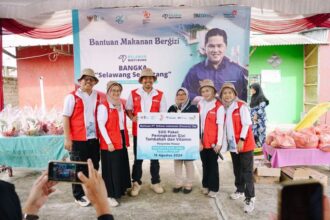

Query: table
[
  {"left": 0, "top": 135, "right": 68, "bottom": 169},
  {"left": 263, "top": 144, "right": 330, "bottom": 168}
]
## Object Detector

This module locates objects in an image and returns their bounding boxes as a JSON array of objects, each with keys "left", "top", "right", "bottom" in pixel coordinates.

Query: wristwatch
[
  {"left": 23, "top": 214, "right": 39, "bottom": 220},
  {"left": 239, "top": 137, "right": 245, "bottom": 141}
]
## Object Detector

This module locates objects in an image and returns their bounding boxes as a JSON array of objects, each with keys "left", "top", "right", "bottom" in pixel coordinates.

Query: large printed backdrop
[{"left": 73, "top": 6, "right": 250, "bottom": 102}]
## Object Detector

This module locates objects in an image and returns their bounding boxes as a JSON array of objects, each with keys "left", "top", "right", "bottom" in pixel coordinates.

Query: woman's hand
[
  {"left": 108, "top": 144, "right": 115, "bottom": 152},
  {"left": 237, "top": 140, "right": 244, "bottom": 152},
  {"left": 78, "top": 159, "right": 111, "bottom": 217},
  {"left": 23, "top": 172, "right": 57, "bottom": 215}
]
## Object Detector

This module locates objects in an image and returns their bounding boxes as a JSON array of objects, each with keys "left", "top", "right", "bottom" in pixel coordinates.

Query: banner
[
  {"left": 73, "top": 6, "right": 251, "bottom": 102},
  {"left": 137, "top": 113, "right": 199, "bottom": 160}
]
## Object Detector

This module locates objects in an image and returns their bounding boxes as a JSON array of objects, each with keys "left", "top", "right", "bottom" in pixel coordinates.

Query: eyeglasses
[{"left": 83, "top": 76, "right": 96, "bottom": 82}]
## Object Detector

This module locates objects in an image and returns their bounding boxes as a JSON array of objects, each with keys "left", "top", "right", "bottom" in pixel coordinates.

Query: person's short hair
[{"left": 204, "top": 28, "right": 227, "bottom": 46}]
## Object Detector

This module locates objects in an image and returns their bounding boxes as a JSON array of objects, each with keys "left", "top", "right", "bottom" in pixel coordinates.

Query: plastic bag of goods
[
  {"left": 291, "top": 128, "right": 319, "bottom": 148},
  {"left": 268, "top": 129, "right": 296, "bottom": 148}
]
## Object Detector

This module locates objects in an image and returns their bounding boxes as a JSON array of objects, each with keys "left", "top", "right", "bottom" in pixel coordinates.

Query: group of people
[{"left": 62, "top": 62, "right": 270, "bottom": 214}]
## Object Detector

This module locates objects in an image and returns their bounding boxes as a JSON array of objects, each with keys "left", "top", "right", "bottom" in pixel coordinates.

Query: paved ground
[{"left": 1, "top": 148, "right": 329, "bottom": 220}]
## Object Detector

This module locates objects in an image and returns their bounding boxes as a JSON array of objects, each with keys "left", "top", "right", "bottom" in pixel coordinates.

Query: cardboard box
[
  {"left": 306, "top": 168, "right": 328, "bottom": 191},
  {"left": 254, "top": 175, "right": 280, "bottom": 184},
  {"left": 253, "top": 159, "right": 281, "bottom": 184},
  {"left": 281, "top": 167, "right": 310, "bottom": 181}
]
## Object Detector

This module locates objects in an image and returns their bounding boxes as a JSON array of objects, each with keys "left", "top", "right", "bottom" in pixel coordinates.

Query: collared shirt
[
  {"left": 126, "top": 87, "right": 167, "bottom": 112},
  {"left": 182, "top": 56, "right": 248, "bottom": 101},
  {"left": 199, "top": 98, "right": 217, "bottom": 131},
  {"left": 62, "top": 88, "right": 98, "bottom": 139},
  {"left": 97, "top": 103, "right": 125, "bottom": 145}
]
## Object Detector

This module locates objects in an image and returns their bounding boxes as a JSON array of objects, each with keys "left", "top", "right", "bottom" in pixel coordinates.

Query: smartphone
[
  {"left": 48, "top": 161, "right": 88, "bottom": 184},
  {"left": 279, "top": 180, "right": 323, "bottom": 220}
]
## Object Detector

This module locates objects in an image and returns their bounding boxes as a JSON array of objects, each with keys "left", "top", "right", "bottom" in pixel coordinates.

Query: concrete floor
[{"left": 1, "top": 148, "right": 329, "bottom": 220}]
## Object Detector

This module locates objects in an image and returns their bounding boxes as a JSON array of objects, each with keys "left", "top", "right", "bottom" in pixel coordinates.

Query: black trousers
[
  {"left": 200, "top": 148, "right": 219, "bottom": 192},
  {"left": 132, "top": 136, "right": 160, "bottom": 185},
  {"left": 70, "top": 139, "right": 100, "bottom": 200},
  {"left": 230, "top": 151, "right": 255, "bottom": 198},
  {"left": 101, "top": 130, "right": 131, "bottom": 199}
]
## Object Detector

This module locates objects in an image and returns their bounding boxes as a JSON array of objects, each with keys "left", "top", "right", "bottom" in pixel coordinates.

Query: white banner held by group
[{"left": 137, "top": 113, "right": 199, "bottom": 160}]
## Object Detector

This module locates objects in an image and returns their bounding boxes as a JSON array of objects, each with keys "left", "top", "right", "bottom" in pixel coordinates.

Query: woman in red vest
[
  {"left": 97, "top": 81, "right": 131, "bottom": 207},
  {"left": 217, "top": 82, "right": 256, "bottom": 213},
  {"left": 198, "top": 79, "right": 221, "bottom": 198}
]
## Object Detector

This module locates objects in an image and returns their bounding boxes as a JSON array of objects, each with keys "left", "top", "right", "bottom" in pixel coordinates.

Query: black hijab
[{"left": 249, "top": 83, "right": 269, "bottom": 108}]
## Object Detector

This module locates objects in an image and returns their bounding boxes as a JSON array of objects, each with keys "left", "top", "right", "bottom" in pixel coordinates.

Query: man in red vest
[
  {"left": 63, "top": 68, "right": 101, "bottom": 207},
  {"left": 126, "top": 68, "right": 167, "bottom": 196}
]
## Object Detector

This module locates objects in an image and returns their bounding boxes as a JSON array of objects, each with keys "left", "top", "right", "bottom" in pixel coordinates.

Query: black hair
[
  {"left": 249, "top": 83, "right": 269, "bottom": 108},
  {"left": 205, "top": 28, "right": 227, "bottom": 45}
]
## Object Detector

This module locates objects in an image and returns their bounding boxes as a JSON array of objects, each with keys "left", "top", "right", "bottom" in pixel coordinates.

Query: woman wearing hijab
[
  {"left": 249, "top": 83, "right": 269, "bottom": 148},
  {"left": 168, "top": 88, "right": 198, "bottom": 194},
  {"left": 97, "top": 81, "right": 131, "bottom": 207}
]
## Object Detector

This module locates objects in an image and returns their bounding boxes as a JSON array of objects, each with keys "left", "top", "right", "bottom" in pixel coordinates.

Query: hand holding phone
[
  {"left": 279, "top": 180, "right": 323, "bottom": 220},
  {"left": 48, "top": 161, "right": 88, "bottom": 184}
]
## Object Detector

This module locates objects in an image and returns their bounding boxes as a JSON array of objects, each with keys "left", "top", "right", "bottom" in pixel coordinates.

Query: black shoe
[
  {"left": 172, "top": 187, "right": 182, "bottom": 193},
  {"left": 183, "top": 187, "right": 192, "bottom": 194}
]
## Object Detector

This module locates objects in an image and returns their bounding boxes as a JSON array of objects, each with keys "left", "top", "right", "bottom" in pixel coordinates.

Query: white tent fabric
[{"left": 0, "top": 0, "right": 329, "bottom": 19}]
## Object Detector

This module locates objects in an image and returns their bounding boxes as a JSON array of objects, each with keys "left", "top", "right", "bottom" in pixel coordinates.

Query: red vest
[
  {"left": 131, "top": 89, "right": 163, "bottom": 136},
  {"left": 199, "top": 100, "right": 222, "bottom": 149},
  {"left": 232, "top": 101, "right": 256, "bottom": 152},
  {"left": 69, "top": 91, "right": 100, "bottom": 141},
  {"left": 99, "top": 100, "right": 130, "bottom": 150}
]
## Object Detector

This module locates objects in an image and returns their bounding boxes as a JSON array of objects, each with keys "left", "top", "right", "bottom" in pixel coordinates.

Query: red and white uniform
[
  {"left": 198, "top": 98, "right": 222, "bottom": 149},
  {"left": 126, "top": 87, "right": 167, "bottom": 136},
  {"left": 217, "top": 100, "right": 255, "bottom": 153},
  {"left": 63, "top": 89, "right": 100, "bottom": 141},
  {"left": 97, "top": 100, "right": 130, "bottom": 150}
]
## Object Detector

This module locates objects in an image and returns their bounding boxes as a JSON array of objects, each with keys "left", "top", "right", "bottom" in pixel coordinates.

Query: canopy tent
[
  {"left": 1, "top": 1, "right": 330, "bottom": 110},
  {"left": 1, "top": 0, "right": 330, "bottom": 18}
]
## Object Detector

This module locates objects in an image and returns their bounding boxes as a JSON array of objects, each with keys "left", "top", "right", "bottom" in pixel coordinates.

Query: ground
[{"left": 1, "top": 148, "right": 329, "bottom": 220}]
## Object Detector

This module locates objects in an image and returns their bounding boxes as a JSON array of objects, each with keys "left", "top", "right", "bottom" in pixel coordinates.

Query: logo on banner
[
  {"left": 223, "top": 10, "right": 238, "bottom": 18},
  {"left": 193, "top": 13, "right": 213, "bottom": 18},
  {"left": 118, "top": 55, "right": 127, "bottom": 62},
  {"left": 118, "top": 54, "right": 147, "bottom": 63},
  {"left": 115, "top": 15, "right": 125, "bottom": 24},
  {"left": 86, "top": 15, "right": 104, "bottom": 22},
  {"left": 143, "top": 10, "right": 151, "bottom": 24},
  {"left": 162, "top": 13, "right": 182, "bottom": 19}
]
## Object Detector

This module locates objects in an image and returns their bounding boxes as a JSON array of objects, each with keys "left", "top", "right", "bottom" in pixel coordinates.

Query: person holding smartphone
[
  {"left": 216, "top": 82, "right": 256, "bottom": 213},
  {"left": 97, "top": 81, "right": 131, "bottom": 207},
  {"left": 62, "top": 68, "right": 101, "bottom": 207}
]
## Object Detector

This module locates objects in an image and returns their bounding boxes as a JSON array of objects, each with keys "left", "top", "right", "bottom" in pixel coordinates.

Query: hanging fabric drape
[
  {"left": 2, "top": 13, "right": 330, "bottom": 39},
  {"left": 0, "top": 19, "right": 4, "bottom": 110},
  {"left": 251, "top": 13, "right": 330, "bottom": 34},
  {"left": 1, "top": 19, "right": 72, "bottom": 39}
]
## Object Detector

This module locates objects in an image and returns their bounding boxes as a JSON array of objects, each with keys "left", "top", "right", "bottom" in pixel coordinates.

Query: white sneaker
[
  {"left": 108, "top": 198, "right": 119, "bottom": 207},
  {"left": 207, "top": 191, "right": 218, "bottom": 198},
  {"left": 75, "top": 196, "right": 90, "bottom": 207},
  {"left": 130, "top": 182, "right": 141, "bottom": 197},
  {"left": 244, "top": 197, "right": 256, "bottom": 213},
  {"left": 201, "top": 187, "right": 209, "bottom": 195},
  {"left": 230, "top": 191, "right": 244, "bottom": 200},
  {"left": 150, "top": 183, "right": 164, "bottom": 194}
]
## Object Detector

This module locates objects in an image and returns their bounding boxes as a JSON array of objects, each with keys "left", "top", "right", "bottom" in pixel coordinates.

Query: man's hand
[
  {"left": 237, "top": 140, "right": 244, "bottom": 152},
  {"left": 23, "top": 172, "right": 57, "bottom": 215},
  {"left": 108, "top": 144, "right": 115, "bottom": 152},
  {"left": 78, "top": 159, "right": 110, "bottom": 217},
  {"left": 131, "top": 116, "right": 138, "bottom": 122},
  {"left": 214, "top": 144, "right": 222, "bottom": 153},
  {"left": 64, "top": 138, "right": 72, "bottom": 151},
  {"left": 199, "top": 141, "right": 204, "bottom": 152}
]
